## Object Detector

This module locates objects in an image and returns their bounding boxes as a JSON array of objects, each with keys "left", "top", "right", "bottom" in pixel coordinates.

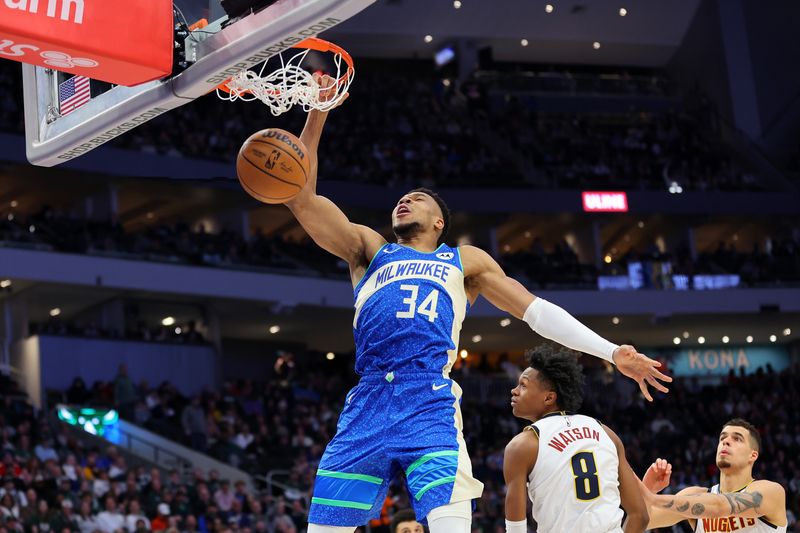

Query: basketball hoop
[{"left": 216, "top": 37, "right": 353, "bottom": 116}]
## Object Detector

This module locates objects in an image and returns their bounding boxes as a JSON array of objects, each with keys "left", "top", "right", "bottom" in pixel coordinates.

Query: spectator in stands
[
  {"left": 271, "top": 499, "right": 296, "bottom": 533},
  {"left": 113, "top": 365, "right": 137, "bottom": 420},
  {"left": 96, "top": 495, "right": 125, "bottom": 532},
  {"left": 213, "top": 480, "right": 234, "bottom": 513},
  {"left": 151, "top": 503, "right": 170, "bottom": 532},
  {"left": 33, "top": 438, "right": 58, "bottom": 463},
  {"left": 51, "top": 499, "right": 78, "bottom": 531},
  {"left": 181, "top": 396, "right": 207, "bottom": 453},
  {"left": 66, "top": 378, "right": 91, "bottom": 405},
  {"left": 75, "top": 499, "right": 100, "bottom": 533},
  {"left": 125, "top": 500, "right": 150, "bottom": 533}
]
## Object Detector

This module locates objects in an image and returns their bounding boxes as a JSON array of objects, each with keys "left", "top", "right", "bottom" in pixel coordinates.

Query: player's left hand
[
  {"left": 642, "top": 458, "right": 672, "bottom": 493},
  {"left": 613, "top": 345, "right": 672, "bottom": 401}
]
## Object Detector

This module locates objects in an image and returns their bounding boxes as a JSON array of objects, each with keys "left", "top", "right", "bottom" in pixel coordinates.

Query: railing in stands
[{"left": 106, "top": 418, "right": 254, "bottom": 491}]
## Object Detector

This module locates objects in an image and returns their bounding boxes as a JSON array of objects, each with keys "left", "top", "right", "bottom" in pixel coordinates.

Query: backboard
[{"left": 20, "top": 0, "right": 374, "bottom": 167}]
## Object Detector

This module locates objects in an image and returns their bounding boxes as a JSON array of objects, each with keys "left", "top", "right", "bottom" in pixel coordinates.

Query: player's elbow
[{"left": 625, "top": 507, "right": 649, "bottom": 533}]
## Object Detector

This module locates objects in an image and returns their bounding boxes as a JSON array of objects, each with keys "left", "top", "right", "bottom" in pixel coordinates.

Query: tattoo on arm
[
  {"left": 730, "top": 491, "right": 763, "bottom": 514},
  {"left": 723, "top": 493, "right": 736, "bottom": 515},
  {"left": 662, "top": 491, "right": 765, "bottom": 518}
]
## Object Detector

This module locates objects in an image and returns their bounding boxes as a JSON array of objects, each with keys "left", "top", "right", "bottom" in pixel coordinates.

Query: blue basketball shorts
[{"left": 307, "top": 371, "right": 484, "bottom": 526}]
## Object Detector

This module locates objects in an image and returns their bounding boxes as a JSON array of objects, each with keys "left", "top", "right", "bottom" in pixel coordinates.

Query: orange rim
[{"left": 216, "top": 37, "right": 354, "bottom": 95}]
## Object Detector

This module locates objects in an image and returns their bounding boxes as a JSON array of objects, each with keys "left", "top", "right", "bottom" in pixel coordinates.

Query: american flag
[{"left": 58, "top": 75, "right": 91, "bottom": 116}]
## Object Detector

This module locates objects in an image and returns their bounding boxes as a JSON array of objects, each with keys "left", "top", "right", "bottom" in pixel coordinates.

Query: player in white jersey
[
  {"left": 286, "top": 75, "right": 671, "bottom": 533},
  {"left": 503, "top": 346, "right": 648, "bottom": 533},
  {"left": 638, "top": 418, "right": 786, "bottom": 532}
]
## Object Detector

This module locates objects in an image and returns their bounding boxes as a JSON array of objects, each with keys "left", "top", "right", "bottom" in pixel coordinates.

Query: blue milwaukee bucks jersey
[{"left": 353, "top": 243, "right": 467, "bottom": 376}]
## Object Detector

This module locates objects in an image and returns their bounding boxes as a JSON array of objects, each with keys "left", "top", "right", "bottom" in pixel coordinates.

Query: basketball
[{"left": 236, "top": 128, "right": 311, "bottom": 204}]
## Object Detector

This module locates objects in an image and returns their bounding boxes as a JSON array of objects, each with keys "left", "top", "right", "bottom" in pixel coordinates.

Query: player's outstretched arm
[
  {"left": 636, "top": 458, "right": 707, "bottom": 529},
  {"left": 644, "top": 480, "right": 786, "bottom": 526},
  {"left": 503, "top": 430, "right": 537, "bottom": 533},
  {"left": 603, "top": 425, "right": 648, "bottom": 533},
  {"left": 460, "top": 245, "right": 671, "bottom": 401},
  {"left": 286, "top": 75, "right": 385, "bottom": 269}
]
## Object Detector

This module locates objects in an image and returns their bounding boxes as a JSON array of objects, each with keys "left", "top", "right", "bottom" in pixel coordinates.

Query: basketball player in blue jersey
[
  {"left": 637, "top": 419, "right": 787, "bottom": 532},
  {"left": 286, "top": 75, "right": 672, "bottom": 533}
]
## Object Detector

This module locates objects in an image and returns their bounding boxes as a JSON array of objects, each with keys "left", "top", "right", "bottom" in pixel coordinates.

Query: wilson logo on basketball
[{"left": 262, "top": 130, "right": 305, "bottom": 160}]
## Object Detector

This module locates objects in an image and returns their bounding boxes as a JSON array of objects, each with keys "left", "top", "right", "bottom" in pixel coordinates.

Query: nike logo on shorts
[{"left": 432, "top": 383, "right": 448, "bottom": 391}]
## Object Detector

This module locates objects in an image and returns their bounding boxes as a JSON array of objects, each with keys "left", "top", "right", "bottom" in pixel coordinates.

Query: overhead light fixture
[
  {"left": 668, "top": 181, "right": 684, "bottom": 194},
  {"left": 521, "top": 38, "right": 529, "bottom": 47},
  {"left": 326, "top": 352, "right": 335, "bottom": 360},
  {"left": 500, "top": 318, "right": 511, "bottom": 327},
  {"left": 269, "top": 325, "right": 280, "bottom": 334},
  {"left": 442, "top": 79, "right": 451, "bottom": 87},
  {"left": 7, "top": 214, "right": 13, "bottom": 221},
  {"left": 10, "top": 200, "right": 18, "bottom": 208},
  {"left": 783, "top": 328, "right": 792, "bottom": 336},
  {"left": 722, "top": 336, "right": 729, "bottom": 344},
  {"left": 175, "top": 327, "right": 182, "bottom": 334},
  {"left": 453, "top": 0, "right": 461, "bottom": 8},
  {"left": 49, "top": 308, "right": 61, "bottom": 317},
  {"left": 604, "top": 255, "right": 612, "bottom": 264},
  {"left": 746, "top": 335, "right": 753, "bottom": 343},
  {"left": 29, "top": 225, "right": 36, "bottom": 233},
  {"left": 698, "top": 336, "right": 706, "bottom": 344},
  {"left": 161, "top": 316, "right": 175, "bottom": 326},
  {"left": 612, "top": 317, "right": 620, "bottom": 325},
  {"left": 459, "top": 349, "right": 468, "bottom": 359},
  {"left": 769, "top": 334, "right": 777, "bottom": 343},
  {"left": 637, "top": 221, "right": 644, "bottom": 228},
  {"left": 471, "top": 335, "right": 482, "bottom": 343},
  {"left": 682, "top": 331, "right": 690, "bottom": 339},
  {"left": 593, "top": 41, "right": 601, "bottom": 50},
  {"left": 619, "top": 7, "right": 628, "bottom": 16},
  {"left": 424, "top": 35, "right": 433, "bottom": 43},
  {"left": 545, "top": 4, "right": 554, "bottom": 13},
  {"left": 0, "top": 279, "right": 11, "bottom": 288},
  {"left": 672, "top": 337, "right": 680, "bottom": 345}
]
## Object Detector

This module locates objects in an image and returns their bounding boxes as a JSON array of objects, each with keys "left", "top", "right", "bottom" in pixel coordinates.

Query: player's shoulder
[
  {"left": 505, "top": 427, "right": 539, "bottom": 455},
  {"left": 747, "top": 479, "right": 786, "bottom": 498},
  {"left": 504, "top": 429, "right": 538, "bottom": 472},
  {"left": 458, "top": 245, "right": 498, "bottom": 275},
  {"left": 598, "top": 422, "right": 622, "bottom": 446}
]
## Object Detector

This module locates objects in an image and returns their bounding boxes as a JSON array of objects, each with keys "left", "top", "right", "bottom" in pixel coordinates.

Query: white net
[{"left": 216, "top": 46, "right": 353, "bottom": 116}]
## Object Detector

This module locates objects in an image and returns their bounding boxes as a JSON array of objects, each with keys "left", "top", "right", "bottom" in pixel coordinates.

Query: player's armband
[
  {"left": 523, "top": 298, "right": 617, "bottom": 363},
  {"left": 505, "top": 519, "right": 527, "bottom": 533}
]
